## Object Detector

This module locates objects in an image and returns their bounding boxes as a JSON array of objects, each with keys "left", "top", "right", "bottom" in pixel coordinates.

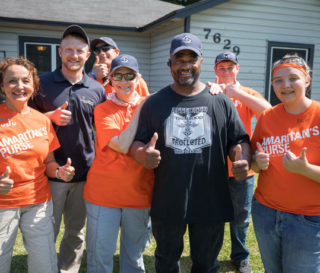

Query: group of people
[{"left": 0, "top": 23, "right": 319, "bottom": 273}]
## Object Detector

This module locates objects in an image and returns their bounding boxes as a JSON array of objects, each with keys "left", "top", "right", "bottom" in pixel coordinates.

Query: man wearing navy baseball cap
[
  {"left": 29, "top": 24, "right": 107, "bottom": 273},
  {"left": 208, "top": 52, "right": 271, "bottom": 273},
  {"left": 88, "top": 36, "right": 149, "bottom": 98},
  {"left": 130, "top": 33, "right": 251, "bottom": 273}
]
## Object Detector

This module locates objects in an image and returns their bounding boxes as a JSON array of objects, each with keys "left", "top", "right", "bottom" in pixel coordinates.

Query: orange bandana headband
[{"left": 272, "top": 63, "right": 307, "bottom": 76}]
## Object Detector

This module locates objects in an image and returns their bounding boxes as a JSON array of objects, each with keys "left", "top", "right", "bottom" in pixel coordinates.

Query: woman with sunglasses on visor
[
  {"left": 0, "top": 57, "right": 75, "bottom": 273},
  {"left": 251, "top": 54, "right": 320, "bottom": 273},
  {"left": 83, "top": 54, "right": 154, "bottom": 273}
]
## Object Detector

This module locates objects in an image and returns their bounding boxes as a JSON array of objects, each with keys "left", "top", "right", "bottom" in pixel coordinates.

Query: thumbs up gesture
[
  {"left": 254, "top": 142, "right": 269, "bottom": 171},
  {"left": 231, "top": 144, "right": 250, "bottom": 181},
  {"left": 57, "top": 158, "right": 75, "bottom": 182},
  {"left": 282, "top": 147, "right": 308, "bottom": 174},
  {"left": 48, "top": 101, "right": 72, "bottom": 126},
  {"left": 92, "top": 55, "right": 109, "bottom": 80},
  {"left": 141, "top": 133, "right": 161, "bottom": 169},
  {"left": 0, "top": 166, "right": 14, "bottom": 194}
]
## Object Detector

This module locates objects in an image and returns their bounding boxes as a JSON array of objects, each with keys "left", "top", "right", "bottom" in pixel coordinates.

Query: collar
[{"left": 53, "top": 67, "right": 90, "bottom": 87}]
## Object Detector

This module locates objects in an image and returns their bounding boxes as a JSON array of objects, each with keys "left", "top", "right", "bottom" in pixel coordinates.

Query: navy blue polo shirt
[{"left": 29, "top": 68, "right": 106, "bottom": 182}]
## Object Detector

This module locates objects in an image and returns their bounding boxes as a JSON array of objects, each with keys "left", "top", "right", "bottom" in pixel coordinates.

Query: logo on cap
[
  {"left": 120, "top": 56, "right": 129, "bottom": 63},
  {"left": 182, "top": 35, "right": 192, "bottom": 44}
]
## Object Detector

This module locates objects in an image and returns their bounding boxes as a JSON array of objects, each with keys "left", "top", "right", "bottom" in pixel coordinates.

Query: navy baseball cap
[
  {"left": 215, "top": 52, "right": 238, "bottom": 66},
  {"left": 170, "top": 33, "right": 202, "bottom": 56},
  {"left": 62, "top": 25, "right": 90, "bottom": 45},
  {"left": 110, "top": 54, "right": 139, "bottom": 74},
  {"left": 90, "top": 37, "right": 119, "bottom": 51}
]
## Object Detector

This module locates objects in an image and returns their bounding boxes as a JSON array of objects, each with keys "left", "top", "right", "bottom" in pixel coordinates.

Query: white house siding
[
  {"left": 0, "top": 23, "right": 151, "bottom": 84},
  {"left": 189, "top": 0, "right": 320, "bottom": 101},
  {"left": 148, "top": 19, "right": 184, "bottom": 92}
]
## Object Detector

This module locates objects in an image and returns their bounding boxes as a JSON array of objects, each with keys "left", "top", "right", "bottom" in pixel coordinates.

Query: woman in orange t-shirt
[
  {"left": 0, "top": 57, "right": 75, "bottom": 273},
  {"left": 251, "top": 54, "right": 320, "bottom": 273},
  {"left": 84, "top": 54, "right": 154, "bottom": 273}
]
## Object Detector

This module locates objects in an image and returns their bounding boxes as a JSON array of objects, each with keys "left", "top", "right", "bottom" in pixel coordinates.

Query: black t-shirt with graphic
[{"left": 135, "top": 85, "right": 249, "bottom": 224}]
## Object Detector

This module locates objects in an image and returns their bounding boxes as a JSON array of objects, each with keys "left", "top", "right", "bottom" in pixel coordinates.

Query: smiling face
[
  {"left": 170, "top": 50, "right": 202, "bottom": 87},
  {"left": 272, "top": 66, "right": 310, "bottom": 107},
  {"left": 1, "top": 64, "right": 34, "bottom": 110},
  {"left": 94, "top": 42, "right": 119, "bottom": 69},
  {"left": 110, "top": 67, "right": 139, "bottom": 102},
  {"left": 59, "top": 35, "right": 90, "bottom": 73},
  {"left": 214, "top": 61, "right": 239, "bottom": 85}
]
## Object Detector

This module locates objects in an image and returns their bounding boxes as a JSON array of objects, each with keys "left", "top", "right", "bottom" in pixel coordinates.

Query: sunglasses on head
[
  {"left": 111, "top": 72, "right": 136, "bottom": 81},
  {"left": 93, "top": 45, "right": 114, "bottom": 55},
  {"left": 273, "top": 56, "right": 306, "bottom": 68}
]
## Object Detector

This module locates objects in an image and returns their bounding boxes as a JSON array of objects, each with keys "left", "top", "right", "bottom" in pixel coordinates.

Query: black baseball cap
[
  {"left": 62, "top": 25, "right": 90, "bottom": 45},
  {"left": 215, "top": 52, "right": 238, "bottom": 66}
]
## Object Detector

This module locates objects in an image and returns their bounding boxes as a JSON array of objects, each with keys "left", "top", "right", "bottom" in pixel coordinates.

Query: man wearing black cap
[
  {"left": 29, "top": 25, "right": 106, "bottom": 273},
  {"left": 88, "top": 36, "right": 149, "bottom": 97},
  {"left": 129, "top": 33, "right": 251, "bottom": 273},
  {"left": 208, "top": 52, "right": 271, "bottom": 273}
]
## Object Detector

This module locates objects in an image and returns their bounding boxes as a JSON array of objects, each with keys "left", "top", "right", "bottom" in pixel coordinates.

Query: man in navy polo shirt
[{"left": 29, "top": 25, "right": 106, "bottom": 273}]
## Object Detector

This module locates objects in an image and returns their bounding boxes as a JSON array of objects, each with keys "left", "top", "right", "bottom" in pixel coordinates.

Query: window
[
  {"left": 19, "top": 36, "right": 95, "bottom": 75},
  {"left": 19, "top": 36, "right": 60, "bottom": 74},
  {"left": 265, "top": 41, "right": 314, "bottom": 106}
]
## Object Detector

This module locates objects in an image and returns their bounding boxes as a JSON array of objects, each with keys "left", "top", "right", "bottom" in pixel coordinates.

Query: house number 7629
[{"left": 203, "top": 28, "right": 240, "bottom": 56}]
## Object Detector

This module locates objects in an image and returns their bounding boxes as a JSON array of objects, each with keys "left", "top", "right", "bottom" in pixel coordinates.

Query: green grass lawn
[{"left": 11, "top": 217, "right": 263, "bottom": 273}]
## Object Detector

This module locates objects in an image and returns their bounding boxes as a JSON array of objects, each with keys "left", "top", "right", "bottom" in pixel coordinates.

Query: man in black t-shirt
[{"left": 130, "top": 33, "right": 251, "bottom": 273}]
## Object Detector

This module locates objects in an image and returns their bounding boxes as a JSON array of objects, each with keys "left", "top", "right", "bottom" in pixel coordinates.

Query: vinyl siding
[{"left": 189, "top": 0, "right": 320, "bottom": 101}]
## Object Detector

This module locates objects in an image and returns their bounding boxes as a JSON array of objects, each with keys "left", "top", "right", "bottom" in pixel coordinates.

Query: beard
[{"left": 176, "top": 69, "right": 199, "bottom": 86}]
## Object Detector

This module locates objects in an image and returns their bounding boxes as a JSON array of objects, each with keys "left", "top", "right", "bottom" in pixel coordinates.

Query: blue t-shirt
[{"left": 29, "top": 68, "right": 106, "bottom": 182}]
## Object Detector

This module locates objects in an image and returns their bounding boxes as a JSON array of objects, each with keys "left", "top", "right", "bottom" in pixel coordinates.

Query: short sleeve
[{"left": 94, "top": 103, "right": 122, "bottom": 151}]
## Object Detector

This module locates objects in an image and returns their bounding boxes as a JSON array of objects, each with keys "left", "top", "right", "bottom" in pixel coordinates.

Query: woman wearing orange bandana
[{"left": 251, "top": 54, "right": 320, "bottom": 273}]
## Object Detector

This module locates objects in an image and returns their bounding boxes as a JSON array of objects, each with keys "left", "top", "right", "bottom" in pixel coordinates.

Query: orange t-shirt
[
  {"left": 100, "top": 77, "right": 149, "bottom": 97},
  {"left": 252, "top": 101, "right": 320, "bottom": 215},
  {"left": 227, "top": 86, "right": 263, "bottom": 177},
  {"left": 0, "top": 104, "right": 60, "bottom": 208},
  {"left": 84, "top": 100, "right": 154, "bottom": 208}
]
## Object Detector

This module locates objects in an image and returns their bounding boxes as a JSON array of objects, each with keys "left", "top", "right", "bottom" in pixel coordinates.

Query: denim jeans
[
  {"left": 252, "top": 197, "right": 320, "bottom": 273},
  {"left": 228, "top": 175, "right": 254, "bottom": 263},
  {"left": 85, "top": 201, "right": 150, "bottom": 273},
  {"left": 152, "top": 218, "right": 224, "bottom": 273}
]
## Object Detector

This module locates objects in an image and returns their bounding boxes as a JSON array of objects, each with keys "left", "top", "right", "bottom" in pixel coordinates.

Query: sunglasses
[
  {"left": 93, "top": 45, "right": 114, "bottom": 55},
  {"left": 273, "top": 56, "right": 306, "bottom": 68},
  {"left": 111, "top": 72, "right": 136, "bottom": 81}
]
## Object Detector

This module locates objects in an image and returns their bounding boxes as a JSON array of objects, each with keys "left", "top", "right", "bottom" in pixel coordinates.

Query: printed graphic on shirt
[
  {"left": 260, "top": 126, "right": 319, "bottom": 157},
  {"left": 0, "top": 117, "right": 17, "bottom": 128},
  {"left": 165, "top": 106, "right": 212, "bottom": 154},
  {"left": 0, "top": 127, "right": 48, "bottom": 159}
]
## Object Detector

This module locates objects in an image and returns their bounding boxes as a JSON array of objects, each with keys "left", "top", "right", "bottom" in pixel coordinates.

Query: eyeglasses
[
  {"left": 93, "top": 45, "right": 114, "bottom": 55},
  {"left": 111, "top": 73, "right": 136, "bottom": 81}
]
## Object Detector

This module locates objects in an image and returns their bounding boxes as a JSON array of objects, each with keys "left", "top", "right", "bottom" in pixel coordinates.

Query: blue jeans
[
  {"left": 152, "top": 218, "right": 224, "bottom": 273},
  {"left": 85, "top": 201, "right": 151, "bottom": 273},
  {"left": 228, "top": 175, "right": 254, "bottom": 263},
  {"left": 252, "top": 197, "right": 320, "bottom": 273}
]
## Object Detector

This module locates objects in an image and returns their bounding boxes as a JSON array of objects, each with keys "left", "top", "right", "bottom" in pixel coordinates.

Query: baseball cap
[
  {"left": 90, "top": 37, "right": 119, "bottom": 51},
  {"left": 215, "top": 52, "right": 238, "bottom": 66},
  {"left": 110, "top": 54, "right": 139, "bottom": 74},
  {"left": 170, "top": 33, "right": 202, "bottom": 56},
  {"left": 62, "top": 25, "right": 90, "bottom": 45}
]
